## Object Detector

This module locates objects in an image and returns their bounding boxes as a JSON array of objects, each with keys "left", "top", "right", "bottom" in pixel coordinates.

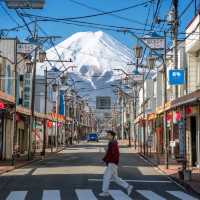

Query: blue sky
[{"left": 0, "top": 0, "right": 198, "bottom": 49}]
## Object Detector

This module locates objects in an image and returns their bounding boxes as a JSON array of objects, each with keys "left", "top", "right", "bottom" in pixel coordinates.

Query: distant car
[{"left": 87, "top": 133, "right": 99, "bottom": 142}]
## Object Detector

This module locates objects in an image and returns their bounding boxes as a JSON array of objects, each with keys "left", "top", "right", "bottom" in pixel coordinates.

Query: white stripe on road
[
  {"left": 42, "top": 190, "right": 61, "bottom": 200},
  {"left": 137, "top": 190, "right": 166, "bottom": 200},
  {"left": 6, "top": 191, "right": 27, "bottom": 200},
  {"left": 167, "top": 191, "right": 199, "bottom": 200},
  {"left": 75, "top": 189, "right": 98, "bottom": 200},
  {"left": 88, "top": 178, "right": 171, "bottom": 183},
  {"left": 109, "top": 190, "right": 132, "bottom": 200}
]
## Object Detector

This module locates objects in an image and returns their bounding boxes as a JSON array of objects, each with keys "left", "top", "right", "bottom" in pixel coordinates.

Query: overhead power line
[
  {"left": 21, "top": 0, "right": 152, "bottom": 21},
  {"left": 67, "top": 0, "right": 152, "bottom": 27}
]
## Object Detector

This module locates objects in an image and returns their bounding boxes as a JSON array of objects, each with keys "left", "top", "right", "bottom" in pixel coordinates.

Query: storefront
[
  {"left": 0, "top": 91, "right": 15, "bottom": 160},
  {"left": 14, "top": 106, "right": 31, "bottom": 156},
  {"left": 0, "top": 110, "right": 4, "bottom": 160},
  {"left": 171, "top": 90, "right": 200, "bottom": 167}
]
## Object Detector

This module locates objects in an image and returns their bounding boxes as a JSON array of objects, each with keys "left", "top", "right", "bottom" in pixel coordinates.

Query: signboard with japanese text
[
  {"left": 23, "top": 73, "right": 31, "bottom": 108},
  {"left": 178, "top": 120, "right": 185, "bottom": 158},
  {"left": 168, "top": 69, "right": 185, "bottom": 85},
  {"left": 141, "top": 37, "right": 165, "bottom": 49},
  {"left": 17, "top": 43, "right": 36, "bottom": 54}
]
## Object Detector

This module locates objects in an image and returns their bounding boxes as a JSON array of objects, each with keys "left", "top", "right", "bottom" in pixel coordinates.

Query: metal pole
[
  {"left": 42, "top": 67, "right": 47, "bottom": 156},
  {"left": 56, "top": 83, "right": 59, "bottom": 150},
  {"left": 129, "top": 99, "right": 133, "bottom": 147},
  {"left": 12, "top": 38, "right": 18, "bottom": 165},
  {"left": 28, "top": 20, "right": 38, "bottom": 160},
  {"left": 143, "top": 71, "right": 146, "bottom": 156},
  {"left": 121, "top": 96, "right": 124, "bottom": 140},
  {"left": 172, "top": 0, "right": 179, "bottom": 99},
  {"left": 163, "top": 31, "right": 169, "bottom": 169},
  {"left": 28, "top": 46, "right": 37, "bottom": 160}
]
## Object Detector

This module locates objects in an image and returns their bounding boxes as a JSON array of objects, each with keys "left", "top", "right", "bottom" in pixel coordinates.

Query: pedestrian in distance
[{"left": 99, "top": 130, "right": 133, "bottom": 197}]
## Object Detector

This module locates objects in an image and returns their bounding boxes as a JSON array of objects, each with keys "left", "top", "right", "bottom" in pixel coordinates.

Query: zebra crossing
[{"left": 4, "top": 189, "right": 199, "bottom": 200}]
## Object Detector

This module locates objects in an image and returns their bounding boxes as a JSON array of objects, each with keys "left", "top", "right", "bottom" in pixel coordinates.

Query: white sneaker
[
  {"left": 127, "top": 185, "right": 133, "bottom": 196},
  {"left": 99, "top": 192, "right": 110, "bottom": 197}
]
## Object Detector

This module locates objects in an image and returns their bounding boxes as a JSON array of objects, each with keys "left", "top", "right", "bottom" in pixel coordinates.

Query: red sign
[
  {"left": 186, "top": 106, "right": 192, "bottom": 114},
  {"left": 175, "top": 111, "right": 182, "bottom": 121},
  {"left": 166, "top": 113, "right": 173, "bottom": 122},
  {"left": 47, "top": 120, "right": 53, "bottom": 128},
  {"left": 0, "top": 102, "right": 5, "bottom": 110}
]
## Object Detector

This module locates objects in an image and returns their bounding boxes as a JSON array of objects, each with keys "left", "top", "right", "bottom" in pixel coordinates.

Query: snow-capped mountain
[{"left": 37, "top": 31, "right": 135, "bottom": 106}]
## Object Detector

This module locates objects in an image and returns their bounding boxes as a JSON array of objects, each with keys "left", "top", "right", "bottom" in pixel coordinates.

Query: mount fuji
[{"left": 37, "top": 31, "right": 135, "bottom": 106}]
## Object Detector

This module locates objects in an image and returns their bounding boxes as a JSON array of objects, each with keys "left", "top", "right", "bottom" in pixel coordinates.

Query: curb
[
  {"left": 138, "top": 153, "right": 200, "bottom": 197},
  {"left": 0, "top": 147, "right": 66, "bottom": 175}
]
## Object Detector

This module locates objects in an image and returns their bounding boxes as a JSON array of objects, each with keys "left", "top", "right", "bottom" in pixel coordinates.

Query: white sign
[
  {"left": 141, "top": 38, "right": 165, "bottom": 49},
  {"left": 17, "top": 43, "right": 36, "bottom": 54},
  {"left": 170, "top": 141, "right": 176, "bottom": 147}
]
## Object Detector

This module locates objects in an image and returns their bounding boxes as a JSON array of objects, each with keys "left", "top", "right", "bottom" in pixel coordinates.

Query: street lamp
[
  {"left": 60, "top": 73, "right": 68, "bottom": 85},
  {"left": 52, "top": 83, "right": 58, "bottom": 92},
  {"left": 38, "top": 50, "right": 46, "bottom": 63},
  {"left": 26, "top": 61, "right": 33, "bottom": 73},
  {"left": 133, "top": 45, "right": 143, "bottom": 75},
  {"left": 147, "top": 56, "right": 157, "bottom": 70},
  {"left": 133, "top": 45, "right": 143, "bottom": 59}
]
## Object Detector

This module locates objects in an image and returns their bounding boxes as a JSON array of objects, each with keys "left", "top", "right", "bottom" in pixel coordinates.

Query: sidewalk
[
  {"left": 141, "top": 152, "right": 200, "bottom": 195},
  {"left": 0, "top": 147, "right": 65, "bottom": 175}
]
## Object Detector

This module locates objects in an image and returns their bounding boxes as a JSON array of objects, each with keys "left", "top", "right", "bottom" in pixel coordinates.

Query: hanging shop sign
[
  {"left": 17, "top": 43, "right": 36, "bottom": 54},
  {"left": 141, "top": 37, "right": 165, "bottom": 49},
  {"left": 168, "top": 69, "right": 185, "bottom": 85},
  {"left": 178, "top": 120, "right": 185, "bottom": 158}
]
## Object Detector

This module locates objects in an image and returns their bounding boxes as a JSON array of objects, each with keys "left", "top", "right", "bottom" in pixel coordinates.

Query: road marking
[
  {"left": 109, "top": 190, "right": 132, "bottom": 200},
  {"left": 88, "top": 178, "right": 171, "bottom": 183},
  {"left": 42, "top": 190, "right": 61, "bottom": 200},
  {"left": 167, "top": 191, "right": 199, "bottom": 200},
  {"left": 6, "top": 191, "right": 27, "bottom": 200},
  {"left": 137, "top": 190, "right": 166, "bottom": 200},
  {"left": 75, "top": 189, "right": 98, "bottom": 200}
]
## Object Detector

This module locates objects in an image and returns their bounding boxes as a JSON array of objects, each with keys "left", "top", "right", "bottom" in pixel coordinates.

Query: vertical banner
[{"left": 178, "top": 120, "right": 185, "bottom": 158}]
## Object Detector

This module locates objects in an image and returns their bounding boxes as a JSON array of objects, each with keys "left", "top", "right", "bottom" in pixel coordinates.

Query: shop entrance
[
  {"left": 0, "top": 111, "right": 4, "bottom": 160},
  {"left": 190, "top": 116, "right": 197, "bottom": 166}
]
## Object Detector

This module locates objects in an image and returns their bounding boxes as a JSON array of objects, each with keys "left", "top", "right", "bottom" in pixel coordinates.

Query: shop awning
[
  {"left": 171, "top": 89, "right": 200, "bottom": 109},
  {"left": 0, "top": 91, "right": 15, "bottom": 104}
]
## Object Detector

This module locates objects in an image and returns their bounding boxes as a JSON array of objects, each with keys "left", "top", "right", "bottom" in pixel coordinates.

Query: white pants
[{"left": 102, "top": 163, "right": 129, "bottom": 193}]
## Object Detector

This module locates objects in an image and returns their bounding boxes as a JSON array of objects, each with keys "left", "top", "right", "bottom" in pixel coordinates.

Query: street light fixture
[
  {"left": 52, "top": 83, "right": 58, "bottom": 92},
  {"left": 133, "top": 45, "right": 143, "bottom": 59},
  {"left": 26, "top": 61, "right": 33, "bottom": 73},
  {"left": 60, "top": 73, "right": 68, "bottom": 85},
  {"left": 38, "top": 50, "right": 46, "bottom": 63},
  {"left": 147, "top": 56, "right": 157, "bottom": 69}
]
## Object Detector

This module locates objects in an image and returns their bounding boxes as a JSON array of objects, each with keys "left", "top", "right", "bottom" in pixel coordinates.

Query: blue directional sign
[{"left": 168, "top": 69, "right": 185, "bottom": 85}]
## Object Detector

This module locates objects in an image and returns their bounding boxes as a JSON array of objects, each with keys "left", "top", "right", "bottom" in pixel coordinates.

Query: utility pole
[
  {"left": 121, "top": 95, "right": 124, "bottom": 140},
  {"left": 41, "top": 67, "right": 47, "bottom": 156},
  {"left": 142, "top": 71, "right": 146, "bottom": 156},
  {"left": 12, "top": 38, "right": 18, "bottom": 165},
  {"left": 172, "top": 0, "right": 179, "bottom": 99},
  {"left": 28, "top": 20, "right": 38, "bottom": 160},
  {"left": 163, "top": 32, "right": 169, "bottom": 169}
]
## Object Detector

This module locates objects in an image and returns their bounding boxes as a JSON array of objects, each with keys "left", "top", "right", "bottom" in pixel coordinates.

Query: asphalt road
[{"left": 0, "top": 141, "right": 199, "bottom": 200}]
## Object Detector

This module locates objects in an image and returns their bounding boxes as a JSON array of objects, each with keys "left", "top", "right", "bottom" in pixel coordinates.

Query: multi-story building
[{"left": 0, "top": 38, "right": 16, "bottom": 160}]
